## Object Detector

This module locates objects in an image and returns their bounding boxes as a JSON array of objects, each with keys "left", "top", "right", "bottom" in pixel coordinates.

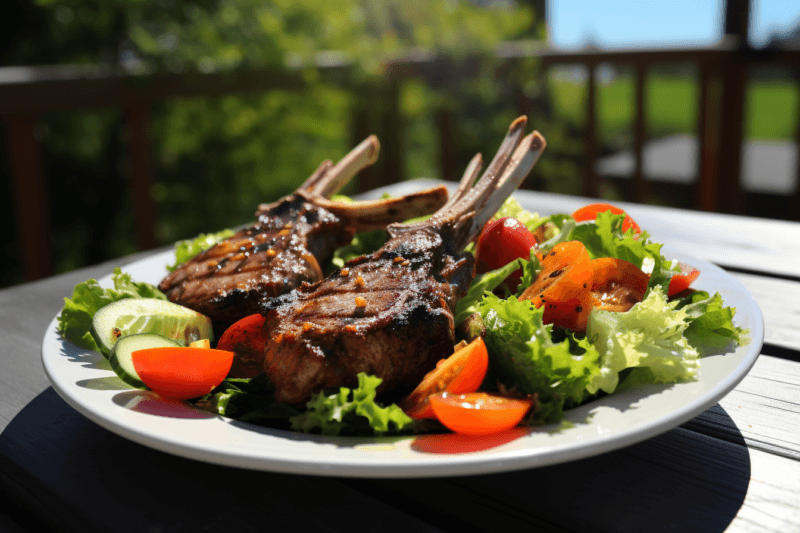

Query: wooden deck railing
[{"left": 3, "top": 41, "right": 800, "bottom": 281}]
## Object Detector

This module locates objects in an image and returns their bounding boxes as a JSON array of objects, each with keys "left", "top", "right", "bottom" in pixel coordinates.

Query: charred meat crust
[
  {"left": 255, "top": 229, "right": 474, "bottom": 404},
  {"left": 158, "top": 196, "right": 353, "bottom": 331}
]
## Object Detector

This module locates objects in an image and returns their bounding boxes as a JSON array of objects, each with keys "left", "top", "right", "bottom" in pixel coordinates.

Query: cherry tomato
[
  {"left": 519, "top": 241, "right": 594, "bottom": 332},
  {"left": 668, "top": 262, "right": 700, "bottom": 297},
  {"left": 399, "top": 338, "right": 489, "bottom": 419},
  {"left": 572, "top": 203, "right": 642, "bottom": 235},
  {"left": 429, "top": 392, "right": 534, "bottom": 436},
  {"left": 216, "top": 314, "right": 268, "bottom": 378},
  {"left": 132, "top": 347, "right": 234, "bottom": 400},
  {"left": 590, "top": 258, "right": 649, "bottom": 312},
  {"left": 475, "top": 217, "right": 539, "bottom": 292},
  {"left": 217, "top": 314, "right": 267, "bottom": 352}
]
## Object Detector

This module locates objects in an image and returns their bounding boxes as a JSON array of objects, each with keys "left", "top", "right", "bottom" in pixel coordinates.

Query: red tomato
[
  {"left": 132, "top": 347, "right": 234, "bottom": 400},
  {"left": 519, "top": 241, "right": 594, "bottom": 332},
  {"left": 590, "top": 257, "right": 649, "bottom": 313},
  {"left": 668, "top": 262, "right": 700, "bottom": 297},
  {"left": 475, "top": 217, "right": 539, "bottom": 292},
  {"left": 217, "top": 314, "right": 268, "bottom": 353},
  {"left": 429, "top": 392, "right": 534, "bottom": 436},
  {"left": 572, "top": 203, "right": 642, "bottom": 234},
  {"left": 399, "top": 338, "right": 489, "bottom": 419}
]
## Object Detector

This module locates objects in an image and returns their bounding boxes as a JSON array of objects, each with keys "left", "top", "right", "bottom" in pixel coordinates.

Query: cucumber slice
[
  {"left": 91, "top": 298, "right": 213, "bottom": 356},
  {"left": 110, "top": 334, "right": 180, "bottom": 388}
]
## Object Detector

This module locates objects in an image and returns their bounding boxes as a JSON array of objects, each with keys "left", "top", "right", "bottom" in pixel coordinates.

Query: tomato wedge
[
  {"left": 668, "top": 262, "right": 700, "bottom": 297},
  {"left": 572, "top": 202, "right": 641, "bottom": 235},
  {"left": 399, "top": 338, "right": 489, "bottom": 419},
  {"left": 519, "top": 241, "right": 594, "bottom": 332},
  {"left": 429, "top": 392, "right": 534, "bottom": 436},
  {"left": 475, "top": 217, "right": 539, "bottom": 292},
  {"left": 590, "top": 258, "right": 649, "bottom": 312},
  {"left": 132, "top": 347, "right": 234, "bottom": 400},
  {"left": 217, "top": 314, "right": 268, "bottom": 352}
]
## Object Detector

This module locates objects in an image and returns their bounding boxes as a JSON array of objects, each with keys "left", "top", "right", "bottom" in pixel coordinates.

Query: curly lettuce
[
  {"left": 677, "top": 290, "right": 750, "bottom": 351},
  {"left": 586, "top": 287, "right": 701, "bottom": 395},
  {"left": 290, "top": 373, "right": 415, "bottom": 436},
  {"left": 477, "top": 294, "right": 603, "bottom": 423},
  {"left": 57, "top": 268, "right": 167, "bottom": 351},
  {"left": 167, "top": 228, "right": 235, "bottom": 272},
  {"left": 203, "top": 374, "right": 301, "bottom": 428}
]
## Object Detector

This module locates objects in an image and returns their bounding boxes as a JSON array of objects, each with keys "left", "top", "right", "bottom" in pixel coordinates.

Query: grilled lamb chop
[
  {"left": 251, "top": 117, "right": 546, "bottom": 404},
  {"left": 158, "top": 136, "right": 448, "bottom": 331}
]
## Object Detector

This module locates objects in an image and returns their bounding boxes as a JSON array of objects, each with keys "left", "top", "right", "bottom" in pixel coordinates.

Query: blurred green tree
[{"left": 1, "top": 0, "right": 547, "bottom": 286}]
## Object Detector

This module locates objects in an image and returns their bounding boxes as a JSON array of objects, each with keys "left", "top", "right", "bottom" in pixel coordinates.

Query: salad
[{"left": 56, "top": 197, "right": 749, "bottom": 437}]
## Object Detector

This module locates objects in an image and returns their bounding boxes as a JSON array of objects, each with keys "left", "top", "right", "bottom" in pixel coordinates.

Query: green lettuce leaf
[
  {"left": 454, "top": 258, "right": 524, "bottom": 325},
  {"left": 492, "top": 197, "right": 543, "bottom": 230},
  {"left": 568, "top": 211, "right": 674, "bottom": 294},
  {"left": 57, "top": 268, "right": 167, "bottom": 351},
  {"left": 204, "top": 374, "right": 301, "bottom": 428},
  {"left": 536, "top": 214, "right": 578, "bottom": 251},
  {"left": 167, "top": 229, "right": 235, "bottom": 272},
  {"left": 477, "top": 294, "right": 602, "bottom": 423},
  {"left": 515, "top": 249, "right": 543, "bottom": 296},
  {"left": 678, "top": 290, "right": 750, "bottom": 351},
  {"left": 328, "top": 230, "right": 387, "bottom": 272},
  {"left": 586, "top": 287, "right": 700, "bottom": 395},
  {"left": 290, "top": 373, "right": 415, "bottom": 436}
]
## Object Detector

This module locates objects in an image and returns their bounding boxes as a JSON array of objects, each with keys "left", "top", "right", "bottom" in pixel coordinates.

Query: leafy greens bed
[{"left": 57, "top": 196, "right": 749, "bottom": 436}]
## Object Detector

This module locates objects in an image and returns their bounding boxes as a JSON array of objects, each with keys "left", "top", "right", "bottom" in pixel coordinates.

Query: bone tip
[
  {"left": 509, "top": 115, "right": 528, "bottom": 133},
  {"left": 530, "top": 130, "right": 546, "bottom": 151},
  {"left": 366, "top": 135, "right": 381, "bottom": 162}
]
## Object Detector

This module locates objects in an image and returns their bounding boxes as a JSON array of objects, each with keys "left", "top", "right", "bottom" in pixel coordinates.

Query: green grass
[{"left": 548, "top": 72, "right": 798, "bottom": 144}]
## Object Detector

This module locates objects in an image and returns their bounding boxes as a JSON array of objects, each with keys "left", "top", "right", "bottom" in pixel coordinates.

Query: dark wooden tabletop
[{"left": 2, "top": 181, "right": 799, "bottom": 533}]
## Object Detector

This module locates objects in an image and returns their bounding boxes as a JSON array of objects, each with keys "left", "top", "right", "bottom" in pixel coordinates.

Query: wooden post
[
  {"left": 583, "top": 63, "right": 599, "bottom": 198},
  {"left": 713, "top": 0, "right": 750, "bottom": 214},
  {"left": 4, "top": 114, "right": 54, "bottom": 281},
  {"left": 123, "top": 104, "right": 157, "bottom": 250},
  {"left": 793, "top": 74, "right": 800, "bottom": 222},
  {"left": 697, "top": 62, "right": 719, "bottom": 212},
  {"left": 633, "top": 63, "right": 649, "bottom": 204},
  {"left": 715, "top": 58, "right": 748, "bottom": 214}
]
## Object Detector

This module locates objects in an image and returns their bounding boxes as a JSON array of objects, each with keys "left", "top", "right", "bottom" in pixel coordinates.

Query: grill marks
[
  {"left": 259, "top": 229, "right": 467, "bottom": 404},
  {"left": 159, "top": 196, "right": 352, "bottom": 330}
]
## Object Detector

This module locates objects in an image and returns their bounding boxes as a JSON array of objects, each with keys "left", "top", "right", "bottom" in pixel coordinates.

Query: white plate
[{"left": 42, "top": 246, "right": 764, "bottom": 478}]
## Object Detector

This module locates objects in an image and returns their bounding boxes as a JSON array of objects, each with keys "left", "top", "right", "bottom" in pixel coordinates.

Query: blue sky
[{"left": 549, "top": 0, "right": 800, "bottom": 49}]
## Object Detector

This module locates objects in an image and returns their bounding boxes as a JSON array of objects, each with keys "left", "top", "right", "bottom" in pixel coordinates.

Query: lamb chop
[
  {"left": 251, "top": 117, "right": 546, "bottom": 404},
  {"left": 158, "top": 136, "right": 449, "bottom": 332}
]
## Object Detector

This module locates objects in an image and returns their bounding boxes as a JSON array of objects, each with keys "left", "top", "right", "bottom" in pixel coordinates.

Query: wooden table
[{"left": 2, "top": 180, "right": 799, "bottom": 533}]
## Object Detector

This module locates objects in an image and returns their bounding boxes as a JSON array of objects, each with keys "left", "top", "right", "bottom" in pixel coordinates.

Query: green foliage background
[
  {"left": 4, "top": 1, "right": 794, "bottom": 287},
  {"left": 1, "top": 0, "right": 558, "bottom": 287}
]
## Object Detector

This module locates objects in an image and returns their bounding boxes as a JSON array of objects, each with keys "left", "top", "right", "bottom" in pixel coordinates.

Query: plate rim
[{"left": 42, "top": 247, "right": 765, "bottom": 478}]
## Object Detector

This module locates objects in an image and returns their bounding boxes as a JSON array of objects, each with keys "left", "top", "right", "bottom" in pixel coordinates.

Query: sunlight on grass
[
  {"left": 549, "top": 68, "right": 796, "bottom": 143},
  {"left": 747, "top": 79, "right": 798, "bottom": 140}
]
